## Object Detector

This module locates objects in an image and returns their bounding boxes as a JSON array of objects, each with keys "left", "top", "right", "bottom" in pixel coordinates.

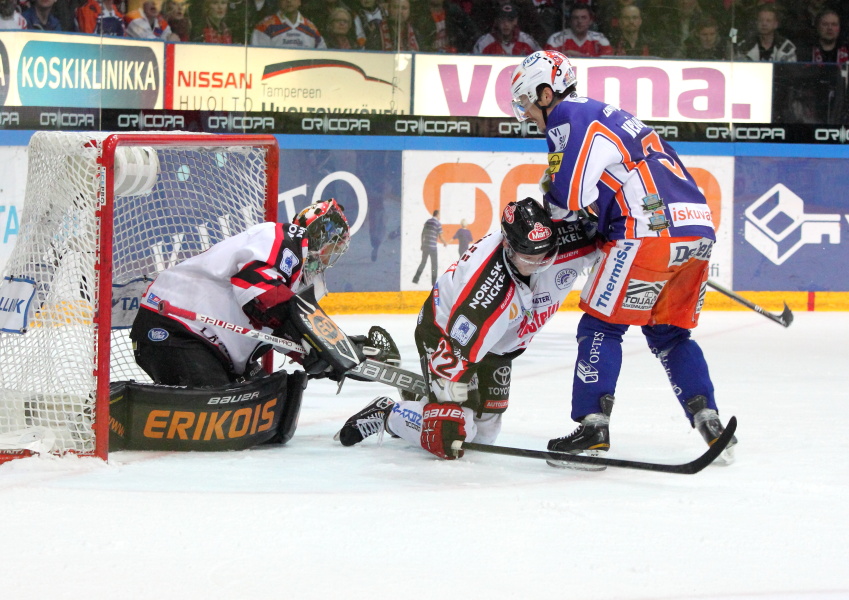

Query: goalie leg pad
[
  {"left": 272, "top": 370, "right": 308, "bottom": 445},
  {"left": 109, "top": 371, "right": 298, "bottom": 451}
]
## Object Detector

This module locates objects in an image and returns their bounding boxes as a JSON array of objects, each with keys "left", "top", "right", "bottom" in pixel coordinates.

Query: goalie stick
[
  {"left": 158, "top": 301, "right": 308, "bottom": 354},
  {"left": 707, "top": 280, "right": 793, "bottom": 328},
  {"left": 451, "top": 416, "right": 737, "bottom": 474},
  {"left": 157, "top": 301, "right": 427, "bottom": 396}
]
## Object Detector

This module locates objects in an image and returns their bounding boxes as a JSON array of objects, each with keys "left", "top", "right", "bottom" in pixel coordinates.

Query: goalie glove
[
  {"left": 301, "top": 347, "right": 333, "bottom": 379},
  {"left": 421, "top": 402, "right": 466, "bottom": 460}
]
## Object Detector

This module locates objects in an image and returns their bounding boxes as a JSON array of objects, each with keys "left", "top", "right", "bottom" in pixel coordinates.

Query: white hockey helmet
[{"left": 510, "top": 50, "right": 577, "bottom": 121}]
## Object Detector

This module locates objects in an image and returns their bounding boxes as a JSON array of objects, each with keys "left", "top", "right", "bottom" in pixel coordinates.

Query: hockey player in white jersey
[
  {"left": 336, "top": 198, "right": 597, "bottom": 459},
  {"left": 130, "top": 199, "right": 351, "bottom": 387}
]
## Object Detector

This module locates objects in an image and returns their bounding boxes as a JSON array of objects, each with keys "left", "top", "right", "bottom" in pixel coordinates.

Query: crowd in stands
[{"left": 0, "top": 0, "right": 848, "bottom": 65}]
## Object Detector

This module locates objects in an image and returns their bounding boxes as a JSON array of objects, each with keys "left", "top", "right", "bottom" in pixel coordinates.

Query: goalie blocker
[{"left": 109, "top": 370, "right": 307, "bottom": 451}]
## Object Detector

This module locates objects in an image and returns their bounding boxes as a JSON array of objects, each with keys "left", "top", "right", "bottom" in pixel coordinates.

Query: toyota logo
[{"left": 493, "top": 366, "right": 511, "bottom": 386}]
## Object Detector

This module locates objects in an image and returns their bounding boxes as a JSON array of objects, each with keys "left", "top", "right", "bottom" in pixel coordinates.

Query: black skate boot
[
  {"left": 547, "top": 394, "right": 614, "bottom": 471},
  {"left": 334, "top": 396, "right": 396, "bottom": 447},
  {"left": 686, "top": 395, "right": 737, "bottom": 465}
]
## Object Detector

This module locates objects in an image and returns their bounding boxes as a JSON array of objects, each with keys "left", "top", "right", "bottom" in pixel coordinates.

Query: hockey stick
[
  {"left": 158, "top": 301, "right": 308, "bottom": 354},
  {"left": 706, "top": 280, "right": 793, "bottom": 328},
  {"left": 452, "top": 416, "right": 737, "bottom": 474},
  {"left": 157, "top": 301, "right": 428, "bottom": 396}
]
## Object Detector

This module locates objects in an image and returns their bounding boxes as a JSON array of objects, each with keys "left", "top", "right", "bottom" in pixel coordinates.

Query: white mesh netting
[{"left": 0, "top": 132, "right": 273, "bottom": 457}]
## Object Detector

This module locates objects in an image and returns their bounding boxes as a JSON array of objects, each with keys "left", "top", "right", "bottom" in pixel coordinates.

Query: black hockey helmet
[
  {"left": 501, "top": 198, "right": 557, "bottom": 275},
  {"left": 501, "top": 198, "right": 556, "bottom": 255}
]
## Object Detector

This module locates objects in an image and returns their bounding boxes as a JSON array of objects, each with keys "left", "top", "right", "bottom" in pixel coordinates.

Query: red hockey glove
[{"left": 421, "top": 402, "right": 466, "bottom": 460}]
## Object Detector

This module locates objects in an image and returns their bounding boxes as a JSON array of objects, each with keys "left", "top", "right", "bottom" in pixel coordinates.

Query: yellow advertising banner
[{"left": 168, "top": 45, "right": 412, "bottom": 114}]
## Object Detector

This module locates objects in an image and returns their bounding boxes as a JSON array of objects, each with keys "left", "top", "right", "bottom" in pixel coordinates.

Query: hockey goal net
[{"left": 0, "top": 132, "right": 279, "bottom": 462}]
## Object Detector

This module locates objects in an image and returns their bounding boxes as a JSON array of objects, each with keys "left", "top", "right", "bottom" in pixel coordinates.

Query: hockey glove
[
  {"left": 302, "top": 349, "right": 333, "bottom": 379},
  {"left": 420, "top": 402, "right": 466, "bottom": 460}
]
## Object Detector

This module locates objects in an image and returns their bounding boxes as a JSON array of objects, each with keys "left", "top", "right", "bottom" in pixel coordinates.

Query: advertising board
[
  {"left": 0, "top": 31, "right": 163, "bottom": 109},
  {"left": 401, "top": 151, "right": 735, "bottom": 291},
  {"left": 167, "top": 44, "right": 412, "bottom": 114},
  {"left": 413, "top": 54, "right": 772, "bottom": 123},
  {"left": 278, "top": 149, "right": 402, "bottom": 293},
  {"left": 734, "top": 157, "right": 849, "bottom": 291}
]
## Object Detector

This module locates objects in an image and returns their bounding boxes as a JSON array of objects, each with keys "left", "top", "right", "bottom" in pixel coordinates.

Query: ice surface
[{"left": 2, "top": 311, "right": 848, "bottom": 600}]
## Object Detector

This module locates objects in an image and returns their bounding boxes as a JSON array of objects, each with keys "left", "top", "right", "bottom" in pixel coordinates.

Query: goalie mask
[
  {"left": 510, "top": 50, "right": 577, "bottom": 122},
  {"left": 295, "top": 199, "right": 351, "bottom": 274},
  {"left": 501, "top": 198, "right": 557, "bottom": 276}
]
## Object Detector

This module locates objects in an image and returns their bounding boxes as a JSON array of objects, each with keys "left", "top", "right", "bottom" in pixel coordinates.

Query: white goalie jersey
[{"left": 134, "top": 221, "right": 315, "bottom": 374}]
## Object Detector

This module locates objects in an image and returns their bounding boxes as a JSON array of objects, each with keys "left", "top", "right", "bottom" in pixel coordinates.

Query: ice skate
[
  {"left": 334, "top": 396, "right": 395, "bottom": 447},
  {"left": 546, "top": 413, "right": 611, "bottom": 471},
  {"left": 546, "top": 394, "right": 613, "bottom": 471},
  {"left": 693, "top": 407, "right": 737, "bottom": 465}
]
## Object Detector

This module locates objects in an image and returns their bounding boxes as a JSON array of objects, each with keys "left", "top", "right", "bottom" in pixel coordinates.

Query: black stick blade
[{"left": 461, "top": 416, "right": 738, "bottom": 475}]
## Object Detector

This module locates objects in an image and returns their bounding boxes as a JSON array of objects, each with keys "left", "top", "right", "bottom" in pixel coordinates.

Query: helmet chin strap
[
  {"left": 537, "top": 103, "right": 549, "bottom": 127},
  {"left": 534, "top": 92, "right": 552, "bottom": 126}
]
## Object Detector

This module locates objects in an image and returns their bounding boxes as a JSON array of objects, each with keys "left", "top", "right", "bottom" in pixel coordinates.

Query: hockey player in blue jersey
[{"left": 510, "top": 49, "right": 736, "bottom": 465}]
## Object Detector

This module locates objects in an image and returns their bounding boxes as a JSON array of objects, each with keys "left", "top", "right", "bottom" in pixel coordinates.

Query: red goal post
[{"left": 0, "top": 132, "right": 279, "bottom": 462}]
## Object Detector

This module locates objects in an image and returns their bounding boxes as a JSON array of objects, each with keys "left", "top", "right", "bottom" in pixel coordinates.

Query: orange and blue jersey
[{"left": 543, "top": 95, "right": 715, "bottom": 242}]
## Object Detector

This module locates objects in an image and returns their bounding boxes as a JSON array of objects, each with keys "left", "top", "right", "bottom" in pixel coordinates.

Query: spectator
[
  {"left": 126, "top": 0, "right": 180, "bottom": 39},
  {"left": 473, "top": 2, "right": 540, "bottom": 55},
  {"left": 352, "top": 0, "right": 383, "bottom": 48},
  {"left": 736, "top": 4, "right": 796, "bottom": 62},
  {"left": 643, "top": 0, "right": 707, "bottom": 57},
  {"left": 413, "top": 0, "right": 478, "bottom": 53},
  {"left": 545, "top": 3, "right": 612, "bottom": 57},
  {"left": 799, "top": 8, "right": 848, "bottom": 65},
  {"left": 23, "top": 0, "right": 62, "bottom": 30},
  {"left": 76, "top": 0, "right": 125, "bottom": 35},
  {"left": 532, "top": 0, "right": 563, "bottom": 43},
  {"left": 596, "top": 0, "right": 640, "bottom": 35},
  {"left": 366, "top": 0, "right": 419, "bottom": 51},
  {"left": 193, "top": 0, "right": 232, "bottom": 42},
  {"left": 252, "top": 0, "right": 326, "bottom": 47},
  {"left": 780, "top": 0, "right": 833, "bottom": 50},
  {"left": 471, "top": 0, "right": 547, "bottom": 48},
  {"left": 683, "top": 14, "right": 733, "bottom": 60},
  {"left": 163, "top": 0, "right": 191, "bottom": 40},
  {"left": 52, "top": 0, "right": 81, "bottom": 31},
  {"left": 610, "top": 4, "right": 659, "bottom": 56},
  {"left": 0, "top": 0, "right": 27, "bottom": 28},
  {"left": 224, "top": 0, "right": 277, "bottom": 45},
  {"left": 303, "top": 0, "right": 351, "bottom": 33},
  {"left": 324, "top": 5, "right": 357, "bottom": 48}
]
